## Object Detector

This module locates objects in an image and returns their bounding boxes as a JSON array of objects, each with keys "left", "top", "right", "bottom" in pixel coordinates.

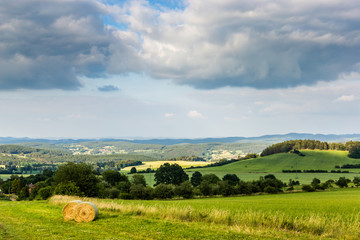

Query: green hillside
[
  {"left": 183, "top": 150, "right": 360, "bottom": 184},
  {"left": 190, "top": 150, "right": 360, "bottom": 173}
]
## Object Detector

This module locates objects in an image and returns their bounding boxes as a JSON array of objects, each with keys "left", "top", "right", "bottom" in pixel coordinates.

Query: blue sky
[{"left": 0, "top": 0, "right": 360, "bottom": 138}]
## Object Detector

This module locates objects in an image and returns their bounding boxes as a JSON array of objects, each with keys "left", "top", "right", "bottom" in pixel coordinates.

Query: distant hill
[{"left": 1, "top": 133, "right": 360, "bottom": 145}]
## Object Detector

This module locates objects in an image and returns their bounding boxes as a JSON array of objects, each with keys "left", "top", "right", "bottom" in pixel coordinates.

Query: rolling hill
[
  {"left": 188, "top": 150, "right": 360, "bottom": 173},
  {"left": 183, "top": 150, "right": 360, "bottom": 184}
]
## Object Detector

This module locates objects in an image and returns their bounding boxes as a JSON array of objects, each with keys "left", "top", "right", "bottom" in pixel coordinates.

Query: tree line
[
  {"left": 0, "top": 162, "right": 287, "bottom": 200},
  {"left": 2, "top": 162, "right": 359, "bottom": 201},
  {"left": 261, "top": 140, "right": 360, "bottom": 158}
]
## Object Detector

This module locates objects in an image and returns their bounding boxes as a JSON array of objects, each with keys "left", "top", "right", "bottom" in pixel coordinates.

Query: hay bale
[
  {"left": 74, "top": 202, "right": 99, "bottom": 223},
  {"left": 62, "top": 200, "right": 82, "bottom": 221}
]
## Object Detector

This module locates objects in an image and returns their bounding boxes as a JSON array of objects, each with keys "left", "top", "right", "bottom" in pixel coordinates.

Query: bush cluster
[{"left": 1, "top": 162, "right": 358, "bottom": 201}]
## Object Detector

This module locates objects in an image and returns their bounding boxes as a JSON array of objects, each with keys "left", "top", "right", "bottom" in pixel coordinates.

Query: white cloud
[
  {"left": 335, "top": 95, "right": 355, "bottom": 102},
  {"left": 164, "top": 113, "right": 175, "bottom": 118},
  {"left": 187, "top": 110, "right": 204, "bottom": 118}
]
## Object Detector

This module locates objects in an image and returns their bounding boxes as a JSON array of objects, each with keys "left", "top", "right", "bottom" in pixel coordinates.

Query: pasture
[{"left": 1, "top": 188, "right": 360, "bottom": 239}]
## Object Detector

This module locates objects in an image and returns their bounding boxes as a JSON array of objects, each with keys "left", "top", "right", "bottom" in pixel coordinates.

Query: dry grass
[
  {"left": 48, "top": 195, "right": 360, "bottom": 239},
  {"left": 121, "top": 161, "right": 208, "bottom": 171}
]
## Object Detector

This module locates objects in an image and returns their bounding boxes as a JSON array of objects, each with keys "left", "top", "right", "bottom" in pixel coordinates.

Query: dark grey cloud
[
  {"left": 98, "top": 85, "right": 120, "bottom": 92},
  {"left": 0, "top": 0, "right": 118, "bottom": 90},
  {"left": 120, "top": 0, "right": 360, "bottom": 89},
  {"left": 1, "top": 0, "right": 360, "bottom": 91}
]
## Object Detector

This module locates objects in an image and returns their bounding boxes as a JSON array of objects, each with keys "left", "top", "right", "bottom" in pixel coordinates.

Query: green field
[
  {"left": 1, "top": 188, "right": 360, "bottom": 239},
  {"left": 182, "top": 150, "right": 360, "bottom": 184},
  {"left": 191, "top": 150, "right": 360, "bottom": 173}
]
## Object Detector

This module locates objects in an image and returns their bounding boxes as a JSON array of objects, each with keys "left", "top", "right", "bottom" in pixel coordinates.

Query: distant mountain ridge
[{"left": 1, "top": 133, "right": 360, "bottom": 145}]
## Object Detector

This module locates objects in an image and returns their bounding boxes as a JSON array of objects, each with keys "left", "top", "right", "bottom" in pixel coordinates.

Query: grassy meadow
[
  {"left": 183, "top": 150, "right": 360, "bottom": 184},
  {"left": 1, "top": 188, "right": 360, "bottom": 239}
]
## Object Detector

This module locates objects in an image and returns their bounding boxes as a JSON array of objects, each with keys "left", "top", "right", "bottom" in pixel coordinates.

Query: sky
[{"left": 0, "top": 0, "right": 360, "bottom": 139}]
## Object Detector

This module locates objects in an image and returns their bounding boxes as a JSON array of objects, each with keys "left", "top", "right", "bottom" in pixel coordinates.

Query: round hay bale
[
  {"left": 74, "top": 202, "right": 99, "bottom": 223},
  {"left": 62, "top": 200, "right": 82, "bottom": 221}
]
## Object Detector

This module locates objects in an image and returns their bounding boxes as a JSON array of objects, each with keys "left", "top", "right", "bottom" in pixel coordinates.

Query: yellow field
[{"left": 122, "top": 161, "right": 209, "bottom": 171}]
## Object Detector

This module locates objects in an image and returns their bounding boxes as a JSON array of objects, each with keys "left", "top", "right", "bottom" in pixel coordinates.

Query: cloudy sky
[{"left": 1, "top": 0, "right": 360, "bottom": 139}]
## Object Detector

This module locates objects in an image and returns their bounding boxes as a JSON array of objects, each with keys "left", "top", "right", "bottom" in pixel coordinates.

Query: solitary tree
[{"left": 154, "top": 163, "right": 188, "bottom": 186}]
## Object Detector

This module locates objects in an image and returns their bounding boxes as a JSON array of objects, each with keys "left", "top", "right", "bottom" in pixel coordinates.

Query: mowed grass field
[{"left": 1, "top": 188, "right": 360, "bottom": 239}]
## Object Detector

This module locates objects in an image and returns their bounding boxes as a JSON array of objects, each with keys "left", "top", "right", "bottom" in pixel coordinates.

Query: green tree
[
  {"left": 154, "top": 163, "right": 188, "bottom": 186},
  {"left": 130, "top": 184, "right": 154, "bottom": 200},
  {"left": 198, "top": 180, "right": 212, "bottom": 196},
  {"left": 190, "top": 171, "right": 202, "bottom": 187},
  {"left": 130, "top": 167, "right": 137, "bottom": 174},
  {"left": 102, "top": 170, "right": 122, "bottom": 186},
  {"left": 132, "top": 174, "right": 146, "bottom": 186},
  {"left": 154, "top": 184, "right": 174, "bottom": 199},
  {"left": 54, "top": 162, "right": 99, "bottom": 197},
  {"left": 353, "top": 177, "right": 360, "bottom": 187},
  {"left": 348, "top": 143, "right": 360, "bottom": 158},
  {"left": 174, "top": 181, "right": 194, "bottom": 199},
  {"left": 219, "top": 181, "right": 235, "bottom": 196},
  {"left": 222, "top": 174, "right": 240, "bottom": 186},
  {"left": 311, "top": 178, "right": 321, "bottom": 186},
  {"left": 202, "top": 174, "right": 220, "bottom": 184},
  {"left": 335, "top": 177, "right": 350, "bottom": 188},
  {"left": 54, "top": 182, "right": 81, "bottom": 196},
  {"left": 36, "top": 186, "right": 53, "bottom": 200},
  {"left": 11, "top": 178, "right": 25, "bottom": 195}
]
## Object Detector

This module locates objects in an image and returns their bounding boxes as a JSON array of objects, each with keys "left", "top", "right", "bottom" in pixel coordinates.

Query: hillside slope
[{"left": 188, "top": 150, "right": 360, "bottom": 174}]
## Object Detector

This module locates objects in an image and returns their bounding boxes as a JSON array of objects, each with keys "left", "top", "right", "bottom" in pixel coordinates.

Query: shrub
[
  {"left": 302, "top": 185, "right": 315, "bottom": 192},
  {"left": 54, "top": 182, "right": 81, "bottom": 196},
  {"left": 236, "top": 181, "right": 252, "bottom": 195},
  {"left": 154, "top": 184, "right": 174, "bottom": 199},
  {"left": 117, "top": 181, "right": 131, "bottom": 193},
  {"left": 118, "top": 192, "right": 133, "bottom": 199},
  {"left": 198, "top": 180, "right": 212, "bottom": 196},
  {"left": 264, "top": 186, "right": 279, "bottom": 194},
  {"left": 174, "top": 181, "right": 194, "bottom": 199},
  {"left": 106, "top": 188, "right": 121, "bottom": 199},
  {"left": 219, "top": 181, "right": 235, "bottom": 196},
  {"left": 36, "top": 186, "right": 53, "bottom": 200},
  {"left": 132, "top": 174, "right": 147, "bottom": 186},
  {"left": 335, "top": 177, "right": 350, "bottom": 188},
  {"left": 130, "top": 184, "right": 154, "bottom": 200}
]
